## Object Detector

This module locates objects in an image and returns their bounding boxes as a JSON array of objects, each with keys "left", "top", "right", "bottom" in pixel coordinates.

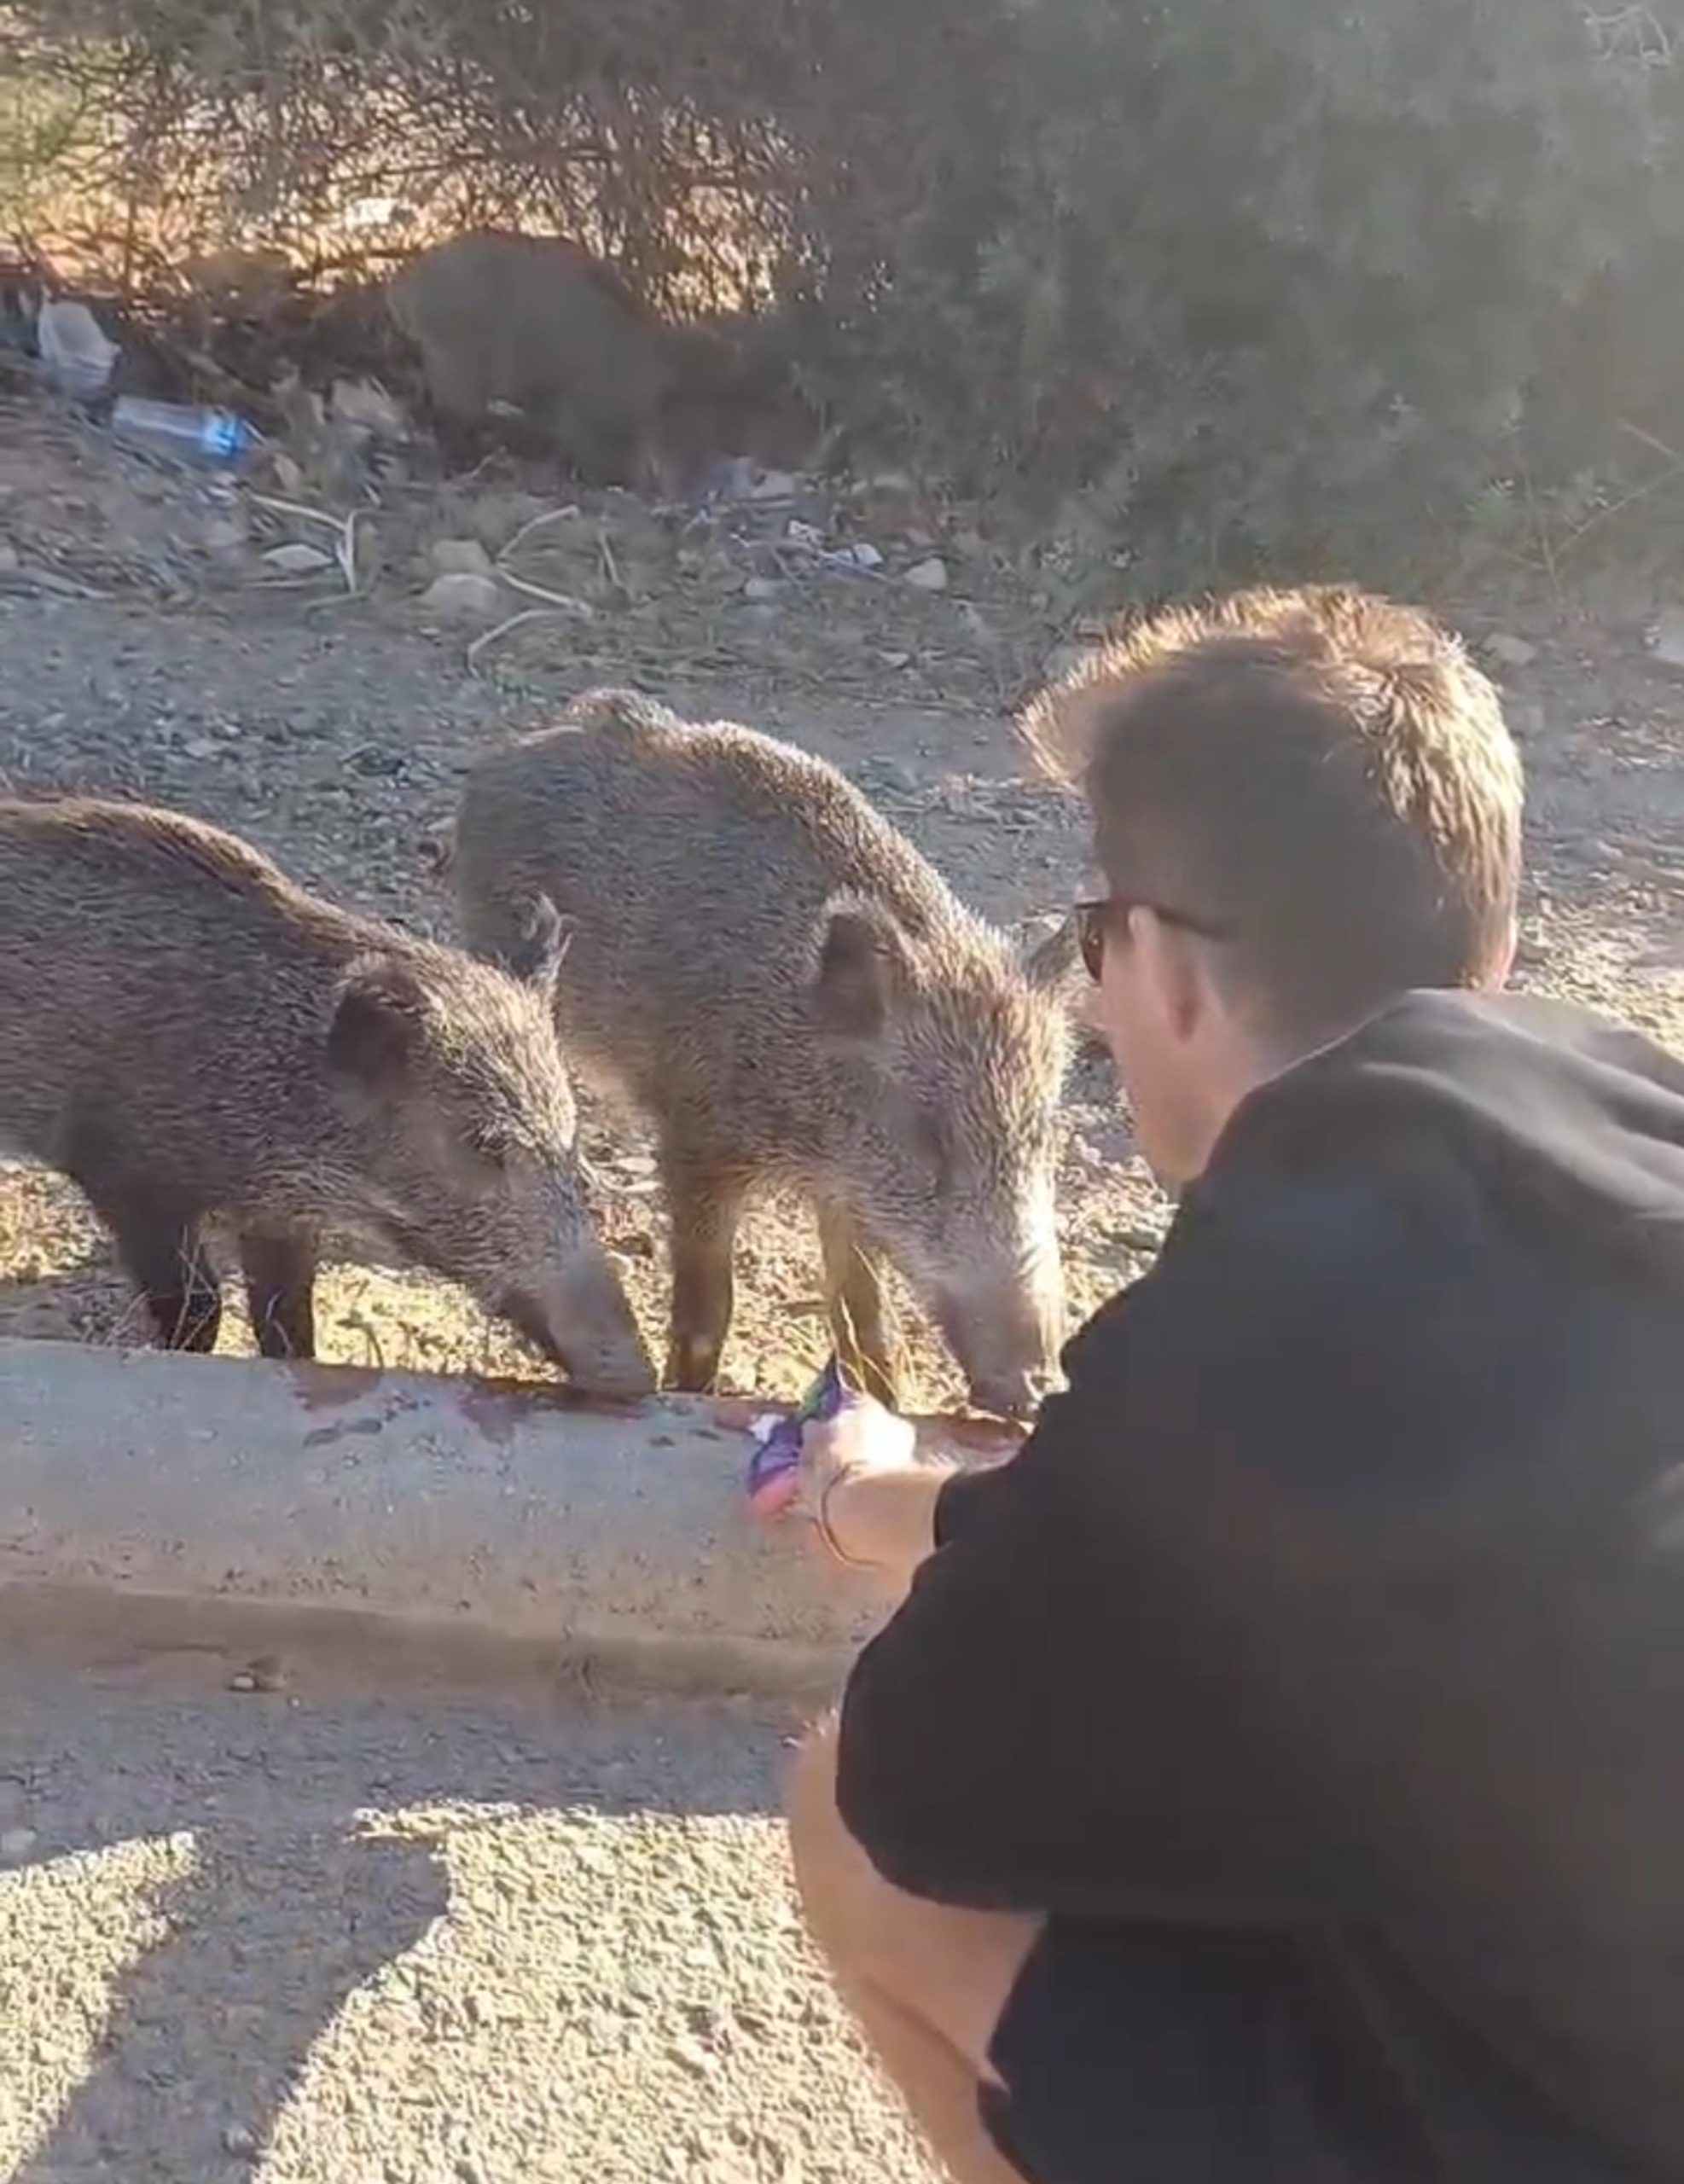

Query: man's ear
[
  {"left": 810, "top": 895, "right": 912, "bottom": 1040},
  {"left": 1135, "top": 907, "right": 1206, "bottom": 1044},
  {"left": 1487, "top": 911, "right": 1519, "bottom": 991}
]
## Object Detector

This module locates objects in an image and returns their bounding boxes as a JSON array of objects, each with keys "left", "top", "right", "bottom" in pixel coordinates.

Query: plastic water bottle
[
  {"left": 36, "top": 298, "right": 119, "bottom": 401},
  {"left": 109, "top": 397, "right": 254, "bottom": 467}
]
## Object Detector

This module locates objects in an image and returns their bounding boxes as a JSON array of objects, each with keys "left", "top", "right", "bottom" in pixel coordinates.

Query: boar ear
[
  {"left": 327, "top": 956, "right": 431, "bottom": 1089},
  {"left": 502, "top": 892, "right": 572, "bottom": 992},
  {"left": 810, "top": 896, "right": 909, "bottom": 1040}
]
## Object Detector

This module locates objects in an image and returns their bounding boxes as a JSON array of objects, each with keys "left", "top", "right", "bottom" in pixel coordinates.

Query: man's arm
[
  {"left": 826, "top": 1220, "right": 1407, "bottom": 1929},
  {"left": 798, "top": 1404, "right": 1018, "bottom": 1600}
]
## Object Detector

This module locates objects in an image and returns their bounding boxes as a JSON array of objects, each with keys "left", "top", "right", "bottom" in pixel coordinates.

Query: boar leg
[
  {"left": 663, "top": 1151, "right": 745, "bottom": 1393},
  {"left": 79, "top": 1176, "right": 221, "bottom": 1352},
  {"left": 817, "top": 1199, "right": 900, "bottom": 1409},
  {"left": 239, "top": 1228, "right": 318, "bottom": 1360}
]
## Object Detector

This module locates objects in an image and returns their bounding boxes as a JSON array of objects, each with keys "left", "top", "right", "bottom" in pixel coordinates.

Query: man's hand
[
  {"left": 798, "top": 1393, "right": 954, "bottom": 1600},
  {"left": 799, "top": 1394, "right": 917, "bottom": 1502}
]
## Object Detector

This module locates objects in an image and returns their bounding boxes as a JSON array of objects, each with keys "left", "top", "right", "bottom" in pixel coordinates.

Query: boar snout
[
  {"left": 964, "top": 1361, "right": 1063, "bottom": 1423},
  {"left": 932, "top": 1259, "right": 1066, "bottom": 1421},
  {"left": 502, "top": 1246, "right": 655, "bottom": 1398}
]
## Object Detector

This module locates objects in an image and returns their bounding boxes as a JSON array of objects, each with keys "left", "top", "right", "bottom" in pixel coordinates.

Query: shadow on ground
[
  {"left": 2, "top": 1681, "right": 790, "bottom": 2181},
  {"left": 11, "top": 1819, "right": 449, "bottom": 2183}
]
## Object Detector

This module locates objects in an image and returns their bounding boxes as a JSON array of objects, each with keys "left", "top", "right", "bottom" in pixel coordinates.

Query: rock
[
  {"left": 1648, "top": 608, "right": 1684, "bottom": 672},
  {"left": 742, "top": 575, "right": 782, "bottom": 604},
  {"left": 420, "top": 571, "right": 504, "bottom": 624},
  {"left": 0, "top": 538, "right": 17, "bottom": 572},
  {"left": 262, "top": 541, "right": 334, "bottom": 576},
  {"left": 429, "top": 537, "right": 495, "bottom": 580},
  {"left": 833, "top": 540, "right": 884, "bottom": 571},
  {"left": 182, "top": 735, "right": 221, "bottom": 762},
  {"left": 1483, "top": 632, "right": 1538, "bottom": 671},
  {"left": 903, "top": 555, "right": 949, "bottom": 593},
  {"left": 669, "top": 2032, "right": 717, "bottom": 2077},
  {"left": 0, "top": 1827, "right": 37, "bottom": 1862},
  {"left": 223, "top": 2125, "right": 258, "bottom": 2157},
  {"left": 746, "top": 468, "right": 798, "bottom": 502},
  {"left": 228, "top": 1655, "right": 285, "bottom": 1693},
  {"left": 201, "top": 514, "right": 247, "bottom": 558},
  {"left": 862, "top": 758, "right": 918, "bottom": 796}
]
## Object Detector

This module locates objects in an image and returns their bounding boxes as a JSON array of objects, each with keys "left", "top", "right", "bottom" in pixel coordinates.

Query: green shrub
[{"left": 8, "top": 0, "right": 1683, "bottom": 583}]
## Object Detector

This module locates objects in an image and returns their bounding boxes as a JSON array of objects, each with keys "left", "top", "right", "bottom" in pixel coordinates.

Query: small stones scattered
[{"left": 228, "top": 1655, "right": 287, "bottom": 1694}]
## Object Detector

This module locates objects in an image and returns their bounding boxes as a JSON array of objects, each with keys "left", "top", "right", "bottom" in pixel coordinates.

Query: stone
[
  {"left": 262, "top": 541, "right": 333, "bottom": 576},
  {"left": 903, "top": 555, "right": 949, "bottom": 593},
  {"left": 1483, "top": 632, "right": 1538, "bottom": 670},
  {"left": 420, "top": 571, "right": 504, "bottom": 624},
  {"left": 1648, "top": 607, "right": 1684, "bottom": 672},
  {"left": 201, "top": 515, "right": 247, "bottom": 557},
  {"left": 429, "top": 537, "right": 495, "bottom": 579}
]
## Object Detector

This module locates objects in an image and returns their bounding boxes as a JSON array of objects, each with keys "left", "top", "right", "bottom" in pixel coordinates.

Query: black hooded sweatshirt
[{"left": 835, "top": 990, "right": 1684, "bottom": 2176}]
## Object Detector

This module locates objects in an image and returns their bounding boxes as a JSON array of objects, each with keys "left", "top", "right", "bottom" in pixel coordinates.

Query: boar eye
[{"left": 467, "top": 1126, "right": 514, "bottom": 1168}]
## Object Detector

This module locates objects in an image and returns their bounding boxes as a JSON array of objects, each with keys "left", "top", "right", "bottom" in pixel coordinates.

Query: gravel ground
[{"left": 0, "top": 1667, "right": 934, "bottom": 2184}]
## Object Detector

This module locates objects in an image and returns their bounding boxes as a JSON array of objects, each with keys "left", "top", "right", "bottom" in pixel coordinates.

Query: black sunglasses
[{"left": 1073, "top": 894, "right": 1234, "bottom": 982}]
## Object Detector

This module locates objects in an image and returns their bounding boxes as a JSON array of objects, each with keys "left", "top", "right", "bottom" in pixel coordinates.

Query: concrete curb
[{"left": 0, "top": 1339, "right": 1010, "bottom": 1699}]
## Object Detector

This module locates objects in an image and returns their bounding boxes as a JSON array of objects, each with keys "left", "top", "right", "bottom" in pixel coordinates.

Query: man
[{"left": 781, "top": 584, "right": 1684, "bottom": 2183}]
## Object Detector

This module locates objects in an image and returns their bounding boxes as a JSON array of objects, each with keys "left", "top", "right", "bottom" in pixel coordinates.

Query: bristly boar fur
[
  {"left": 0, "top": 796, "right": 653, "bottom": 1394},
  {"left": 387, "top": 230, "right": 679, "bottom": 489},
  {"left": 448, "top": 692, "right": 1081, "bottom": 1416}
]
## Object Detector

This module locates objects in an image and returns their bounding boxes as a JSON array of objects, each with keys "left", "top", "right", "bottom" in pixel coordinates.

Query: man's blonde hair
[{"left": 1022, "top": 584, "right": 1524, "bottom": 1041}]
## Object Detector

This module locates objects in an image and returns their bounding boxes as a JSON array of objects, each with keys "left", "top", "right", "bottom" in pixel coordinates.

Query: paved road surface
[{"left": 0, "top": 1658, "right": 938, "bottom": 2183}]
